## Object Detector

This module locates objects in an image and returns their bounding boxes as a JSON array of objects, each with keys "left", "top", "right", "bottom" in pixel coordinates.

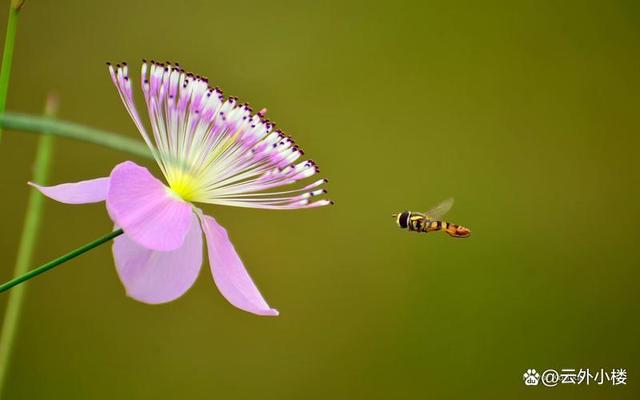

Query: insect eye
[{"left": 398, "top": 212, "right": 410, "bottom": 228}]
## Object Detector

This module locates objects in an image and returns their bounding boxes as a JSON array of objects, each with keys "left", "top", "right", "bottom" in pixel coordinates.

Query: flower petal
[
  {"left": 29, "top": 177, "right": 110, "bottom": 204},
  {"left": 200, "top": 213, "right": 279, "bottom": 316},
  {"left": 106, "top": 161, "right": 192, "bottom": 251},
  {"left": 113, "top": 213, "right": 203, "bottom": 304}
]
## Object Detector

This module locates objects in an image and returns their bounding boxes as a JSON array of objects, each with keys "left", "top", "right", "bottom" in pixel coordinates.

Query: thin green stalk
[
  {"left": 0, "top": 112, "right": 151, "bottom": 158},
  {"left": 0, "top": 229, "right": 123, "bottom": 294},
  {"left": 0, "top": 93, "right": 55, "bottom": 396},
  {"left": 0, "top": 0, "right": 24, "bottom": 142}
]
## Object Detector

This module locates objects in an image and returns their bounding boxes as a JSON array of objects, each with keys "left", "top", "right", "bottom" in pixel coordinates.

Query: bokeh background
[{"left": 0, "top": 0, "right": 638, "bottom": 398}]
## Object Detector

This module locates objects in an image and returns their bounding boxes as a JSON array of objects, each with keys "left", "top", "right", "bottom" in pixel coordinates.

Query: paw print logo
[{"left": 524, "top": 369, "right": 540, "bottom": 386}]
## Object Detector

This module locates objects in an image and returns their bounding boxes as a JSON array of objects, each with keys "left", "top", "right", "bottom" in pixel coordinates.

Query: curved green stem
[
  {"left": 0, "top": 112, "right": 151, "bottom": 158},
  {"left": 0, "top": 1, "right": 23, "bottom": 142},
  {"left": 0, "top": 229, "right": 123, "bottom": 294}
]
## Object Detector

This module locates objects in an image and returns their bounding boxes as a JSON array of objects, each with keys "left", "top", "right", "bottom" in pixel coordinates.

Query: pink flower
[{"left": 31, "top": 61, "right": 331, "bottom": 316}]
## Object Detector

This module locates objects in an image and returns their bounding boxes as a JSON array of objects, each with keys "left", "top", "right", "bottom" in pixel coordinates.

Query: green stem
[
  {"left": 0, "top": 93, "right": 56, "bottom": 397},
  {"left": 0, "top": 229, "right": 123, "bottom": 294},
  {"left": 0, "top": 1, "right": 23, "bottom": 142},
  {"left": 0, "top": 112, "right": 151, "bottom": 158}
]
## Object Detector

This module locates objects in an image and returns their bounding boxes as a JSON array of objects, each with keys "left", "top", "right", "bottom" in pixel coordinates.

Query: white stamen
[{"left": 108, "top": 61, "right": 331, "bottom": 209}]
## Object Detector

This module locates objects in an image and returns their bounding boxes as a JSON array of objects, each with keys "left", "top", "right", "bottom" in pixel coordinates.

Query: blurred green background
[{"left": 0, "top": 0, "right": 638, "bottom": 398}]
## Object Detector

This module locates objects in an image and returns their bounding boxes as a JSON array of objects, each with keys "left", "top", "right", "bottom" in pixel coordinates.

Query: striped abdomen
[{"left": 424, "top": 220, "right": 471, "bottom": 238}]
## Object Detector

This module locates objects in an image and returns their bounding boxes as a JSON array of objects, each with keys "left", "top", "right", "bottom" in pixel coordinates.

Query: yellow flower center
[{"left": 168, "top": 172, "right": 201, "bottom": 202}]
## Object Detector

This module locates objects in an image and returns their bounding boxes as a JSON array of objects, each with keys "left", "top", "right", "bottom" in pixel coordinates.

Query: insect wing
[{"left": 425, "top": 197, "right": 454, "bottom": 220}]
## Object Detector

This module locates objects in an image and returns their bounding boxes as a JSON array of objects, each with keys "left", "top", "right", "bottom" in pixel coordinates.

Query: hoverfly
[{"left": 393, "top": 198, "right": 471, "bottom": 238}]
